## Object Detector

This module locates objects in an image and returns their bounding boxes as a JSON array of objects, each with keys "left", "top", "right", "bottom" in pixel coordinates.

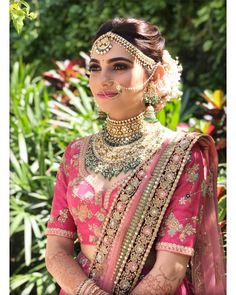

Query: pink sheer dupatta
[{"left": 190, "top": 136, "right": 226, "bottom": 294}]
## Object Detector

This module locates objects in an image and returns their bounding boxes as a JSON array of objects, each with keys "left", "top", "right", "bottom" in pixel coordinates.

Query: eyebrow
[{"left": 89, "top": 57, "right": 133, "bottom": 64}]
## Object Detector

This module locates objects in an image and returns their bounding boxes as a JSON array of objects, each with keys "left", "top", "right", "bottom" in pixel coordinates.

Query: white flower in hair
[{"left": 156, "top": 50, "right": 183, "bottom": 101}]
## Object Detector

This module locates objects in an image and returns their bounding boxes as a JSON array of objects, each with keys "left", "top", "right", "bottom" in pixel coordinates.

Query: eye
[
  {"left": 113, "top": 63, "right": 128, "bottom": 71},
  {"left": 88, "top": 64, "right": 101, "bottom": 72}
]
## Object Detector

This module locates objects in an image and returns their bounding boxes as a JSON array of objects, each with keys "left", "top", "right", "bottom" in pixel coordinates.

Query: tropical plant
[
  {"left": 10, "top": 60, "right": 99, "bottom": 294},
  {"left": 10, "top": 0, "right": 37, "bottom": 34}
]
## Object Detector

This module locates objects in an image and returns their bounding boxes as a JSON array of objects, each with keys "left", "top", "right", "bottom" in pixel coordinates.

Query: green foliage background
[
  {"left": 11, "top": 0, "right": 226, "bottom": 92},
  {"left": 10, "top": 1, "right": 226, "bottom": 294}
]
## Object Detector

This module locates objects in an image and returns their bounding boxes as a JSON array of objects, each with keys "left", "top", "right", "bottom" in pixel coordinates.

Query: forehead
[{"left": 90, "top": 42, "right": 134, "bottom": 62}]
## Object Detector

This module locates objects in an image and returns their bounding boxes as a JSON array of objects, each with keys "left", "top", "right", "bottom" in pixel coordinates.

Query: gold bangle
[
  {"left": 75, "top": 278, "right": 90, "bottom": 295},
  {"left": 91, "top": 285, "right": 100, "bottom": 294}
]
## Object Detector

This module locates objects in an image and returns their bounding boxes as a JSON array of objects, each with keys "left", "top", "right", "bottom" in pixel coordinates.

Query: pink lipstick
[{"left": 96, "top": 90, "right": 119, "bottom": 99}]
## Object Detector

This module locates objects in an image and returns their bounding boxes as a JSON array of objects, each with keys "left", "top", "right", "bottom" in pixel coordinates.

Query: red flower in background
[{"left": 43, "top": 59, "right": 86, "bottom": 89}]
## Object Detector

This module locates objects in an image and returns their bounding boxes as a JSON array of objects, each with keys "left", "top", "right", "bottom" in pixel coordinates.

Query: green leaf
[
  {"left": 21, "top": 282, "right": 34, "bottom": 295},
  {"left": 10, "top": 150, "right": 23, "bottom": 180},
  {"left": 10, "top": 213, "right": 24, "bottom": 236},
  {"left": 77, "top": 85, "right": 93, "bottom": 112},
  {"left": 30, "top": 216, "right": 42, "bottom": 239},
  {"left": 10, "top": 275, "right": 29, "bottom": 290},
  {"left": 24, "top": 216, "right": 32, "bottom": 266},
  {"left": 18, "top": 132, "right": 28, "bottom": 163},
  {"left": 218, "top": 195, "right": 226, "bottom": 222},
  {"left": 203, "top": 40, "right": 213, "bottom": 52}
]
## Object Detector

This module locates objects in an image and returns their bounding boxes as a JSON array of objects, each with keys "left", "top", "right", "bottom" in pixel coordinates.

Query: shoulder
[
  {"left": 161, "top": 125, "right": 213, "bottom": 150},
  {"left": 63, "top": 134, "right": 93, "bottom": 161}
]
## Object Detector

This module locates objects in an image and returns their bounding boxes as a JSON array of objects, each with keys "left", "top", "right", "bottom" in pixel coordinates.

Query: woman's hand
[{"left": 130, "top": 250, "right": 190, "bottom": 295}]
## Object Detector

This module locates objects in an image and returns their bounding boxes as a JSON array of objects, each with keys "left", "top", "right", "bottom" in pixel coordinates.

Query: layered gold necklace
[{"left": 85, "top": 113, "right": 164, "bottom": 180}]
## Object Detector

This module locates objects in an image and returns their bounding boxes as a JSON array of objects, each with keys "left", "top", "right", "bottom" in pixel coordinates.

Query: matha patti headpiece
[{"left": 91, "top": 32, "right": 157, "bottom": 71}]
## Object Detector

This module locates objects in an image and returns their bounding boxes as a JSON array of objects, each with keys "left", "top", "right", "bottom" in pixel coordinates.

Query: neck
[{"left": 103, "top": 112, "right": 145, "bottom": 146}]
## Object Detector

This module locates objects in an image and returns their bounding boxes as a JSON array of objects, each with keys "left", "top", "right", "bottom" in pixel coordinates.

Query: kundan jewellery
[
  {"left": 104, "top": 113, "right": 145, "bottom": 146},
  {"left": 143, "top": 81, "right": 159, "bottom": 123},
  {"left": 84, "top": 113, "right": 164, "bottom": 180}
]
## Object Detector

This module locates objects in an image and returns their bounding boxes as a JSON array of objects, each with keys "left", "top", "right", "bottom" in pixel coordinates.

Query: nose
[{"left": 101, "top": 79, "right": 114, "bottom": 88}]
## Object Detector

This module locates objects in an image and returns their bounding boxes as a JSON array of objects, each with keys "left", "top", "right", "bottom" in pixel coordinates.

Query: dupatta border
[{"left": 113, "top": 132, "right": 204, "bottom": 294}]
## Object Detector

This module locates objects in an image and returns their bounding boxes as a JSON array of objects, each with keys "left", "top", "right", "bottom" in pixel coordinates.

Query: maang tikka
[{"left": 143, "top": 81, "right": 159, "bottom": 122}]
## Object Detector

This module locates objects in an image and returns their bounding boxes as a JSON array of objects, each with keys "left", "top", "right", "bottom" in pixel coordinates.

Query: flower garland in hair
[{"left": 156, "top": 50, "right": 183, "bottom": 102}]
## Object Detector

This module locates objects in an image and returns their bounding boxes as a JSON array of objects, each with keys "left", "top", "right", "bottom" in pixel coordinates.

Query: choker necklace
[
  {"left": 85, "top": 114, "right": 164, "bottom": 180},
  {"left": 103, "top": 113, "right": 145, "bottom": 147}
]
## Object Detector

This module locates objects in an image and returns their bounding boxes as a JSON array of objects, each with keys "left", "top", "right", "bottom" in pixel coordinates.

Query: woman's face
[{"left": 89, "top": 42, "right": 149, "bottom": 120}]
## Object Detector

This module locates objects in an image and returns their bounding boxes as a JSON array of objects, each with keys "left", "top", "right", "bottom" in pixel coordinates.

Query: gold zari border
[
  {"left": 45, "top": 228, "right": 77, "bottom": 240},
  {"left": 156, "top": 242, "right": 194, "bottom": 256}
]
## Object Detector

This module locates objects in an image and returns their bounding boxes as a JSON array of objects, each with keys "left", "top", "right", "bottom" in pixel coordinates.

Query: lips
[{"left": 96, "top": 90, "right": 118, "bottom": 98}]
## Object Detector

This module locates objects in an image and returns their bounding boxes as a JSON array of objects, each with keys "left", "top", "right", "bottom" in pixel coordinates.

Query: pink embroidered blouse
[{"left": 46, "top": 137, "right": 205, "bottom": 259}]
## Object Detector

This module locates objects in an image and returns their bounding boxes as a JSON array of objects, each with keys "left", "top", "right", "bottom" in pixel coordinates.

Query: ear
[{"left": 152, "top": 64, "right": 165, "bottom": 82}]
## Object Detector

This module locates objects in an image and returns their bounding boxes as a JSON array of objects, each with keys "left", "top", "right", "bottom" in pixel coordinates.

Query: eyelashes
[{"left": 88, "top": 63, "right": 129, "bottom": 72}]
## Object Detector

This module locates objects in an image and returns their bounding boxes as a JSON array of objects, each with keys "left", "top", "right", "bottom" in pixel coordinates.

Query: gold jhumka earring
[{"left": 143, "top": 81, "right": 159, "bottom": 123}]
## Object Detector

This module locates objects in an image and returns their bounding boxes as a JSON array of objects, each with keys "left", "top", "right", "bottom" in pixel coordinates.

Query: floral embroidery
[
  {"left": 57, "top": 208, "right": 69, "bottom": 223},
  {"left": 48, "top": 208, "right": 69, "bottom": 224},
  {"left": 179, "top": 193, "right": 191, "bottom": 205},
  {"left": 48, "top": 215, "right": 55, "bottom": 224},
  {"left": 179, "top": 223, "right": 196, "bottom": 241},
  {"left": 161, "top": 212, "right": 197, "bottom": 241},
  {"left": 95, "top": 209, "right": 106, "bottom": 222},
  {"left": 187, "top": 163, "right": 199, "bottom": 182},
  {"left": 70, "top": 204, "right": 93, "bottom": 222},
  {"left": 89, "top": 223, "right": 102, "bottom": 239},
  {"left": 89, "top": 235, "right": 97, "bottom": 243}
]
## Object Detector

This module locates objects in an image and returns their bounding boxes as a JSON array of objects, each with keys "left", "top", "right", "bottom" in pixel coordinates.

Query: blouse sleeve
[
  {"left": 155, "top": 143, "right": 206, "bottom": 256},
  {"left": 46, "top": 142, "right": 77, "bottom": 240}
]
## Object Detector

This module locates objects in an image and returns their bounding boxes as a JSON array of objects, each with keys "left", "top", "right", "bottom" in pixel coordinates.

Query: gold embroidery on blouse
[
  {"left": 57, "top": 208, "right": 69, "bottom": 223},
  {"left": 89, "top": 223, "right": 102, "bottom": 239},
  {"left": 89, "top": 235, "right": 98, "bottom": 243},
  {"left": 70, "top": 204, "right": 93, "bottom": 222},
  {"left": 46, "top": 228, "right": 77, "bottom": 239},
  {"left": 156, "top": 241, "right": 194, "bottom": 256},
  {"left": 48, "top": 215, "right": 55, "bottom": 223},
  {"left": 96, "top": 209, "right": 106, "bottom": 222},
  {"left": 187, "top": 163, "right": 199, "bottom": 182},
  {"left": 48, "top": 208, "right": 70, "bottom": 224},
  {"left": 160, "top": 212, "right": 197, "bottom": 241},
  {"left": 179, "top": 223, "right": 196, "bottom": 241}
]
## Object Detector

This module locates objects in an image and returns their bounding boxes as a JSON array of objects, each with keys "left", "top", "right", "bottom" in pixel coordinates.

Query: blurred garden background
[{"left": 10, "top": 0, "right": 226, "bottom": 294}]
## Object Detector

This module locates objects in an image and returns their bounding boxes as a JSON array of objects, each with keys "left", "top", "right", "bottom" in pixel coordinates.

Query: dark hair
[{"left": 92, "top": 17, "right": 165, "bottom": 63}]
